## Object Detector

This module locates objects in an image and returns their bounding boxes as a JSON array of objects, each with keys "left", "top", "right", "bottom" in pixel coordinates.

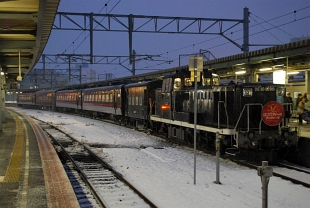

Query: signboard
[
  {"left": 273, "top": 70, "right": 286, "bottom": 84},
  {"left": 261, "top": 101, "right": 284, "bottom": 126},
  {"left": 189, "top": 56, "right": 203, "bottom": 72}
]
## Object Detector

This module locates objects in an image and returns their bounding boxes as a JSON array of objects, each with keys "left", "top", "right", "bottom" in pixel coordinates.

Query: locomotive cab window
[
  {"left": 184, "top": 78, "right": 192, "bottom": 87},
  {"left": 203, "top": 78, "right": 211, "bottom": 86},
  {"left": 162, "top": 78, "right": 172, "bottom": 92},
  {"left": 174, "top": 78, "right": 181, "bottom": 90},
  {"left": 213, "top": 78, "right": 219, "bottom": 85}
]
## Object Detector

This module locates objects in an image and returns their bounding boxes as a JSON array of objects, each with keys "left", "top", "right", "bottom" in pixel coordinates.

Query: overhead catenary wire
[
  {"left": 130, "top": 6, "right": 310, "bottom": 74},
  {"left": 42, "top": 4, "right": 310, "bottom": 79},
  {"left": 111, "top": 12, "right": 310, "bottom": 77}
]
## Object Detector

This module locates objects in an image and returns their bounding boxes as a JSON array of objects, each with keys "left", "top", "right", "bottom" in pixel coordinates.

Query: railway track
[
  {"left": 229, "top": 159, "right": 310, "bottom": 188},
  {"left": 36, "top": 112, "right": 310, "bottom": 191},
  {"left": 36, "top": 119, "right": 157, "bottom": 208}
]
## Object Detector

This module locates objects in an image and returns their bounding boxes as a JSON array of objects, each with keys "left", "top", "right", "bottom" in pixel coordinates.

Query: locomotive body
[{"left": 150, "top": 69, "right": 298, "bottom": 157}]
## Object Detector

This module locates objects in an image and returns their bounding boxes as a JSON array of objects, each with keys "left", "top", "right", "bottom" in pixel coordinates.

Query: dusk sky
[{"left": 36, "top": 0, "right": 310, "bottom": 78}]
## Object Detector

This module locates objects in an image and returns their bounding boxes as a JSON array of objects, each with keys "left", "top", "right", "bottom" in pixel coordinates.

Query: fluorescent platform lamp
[
  {"left": 235, "top": 71, "right": 246, "bottom": 75},
  {"left": 273, "top": 70, "right": 286, "bottom": 84},
  {"left": 287, "top": 71, "right": 299, "bottom": 75},
  {"left": 259, "top": 67, "right": 272, "bottom": 71}
]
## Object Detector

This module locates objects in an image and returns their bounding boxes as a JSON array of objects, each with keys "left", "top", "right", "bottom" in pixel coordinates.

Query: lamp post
[{"left": 189, "top": 55, "right": 203, "bottom": 185}]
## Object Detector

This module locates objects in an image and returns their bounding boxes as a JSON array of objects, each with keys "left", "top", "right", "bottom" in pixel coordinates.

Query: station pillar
[
  {"left": 306, "top": 71, "right": 310, "bottom": 97},
  {"left": 0, "top": 72, "right": 3, "bottom": 131}
]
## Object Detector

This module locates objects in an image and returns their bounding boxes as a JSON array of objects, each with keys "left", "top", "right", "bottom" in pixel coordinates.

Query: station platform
[{"left": 0, "top": 109, "right": 79, "bottom": 208}]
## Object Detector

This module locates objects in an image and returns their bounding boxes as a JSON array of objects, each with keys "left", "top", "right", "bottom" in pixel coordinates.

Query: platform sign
[
  {"left": 261, "top": 101, "right": 284, "bottom": 126},
  {"left": 189, "top": 56, "right": 203, "bottom": 72}
]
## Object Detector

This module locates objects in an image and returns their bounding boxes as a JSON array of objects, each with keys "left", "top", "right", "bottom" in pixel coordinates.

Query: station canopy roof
[{"left": 0, "top": 0, "right": 60, "bottom": 82}]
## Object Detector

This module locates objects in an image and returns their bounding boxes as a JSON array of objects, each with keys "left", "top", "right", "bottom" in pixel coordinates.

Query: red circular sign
[{"left": 261, "top": 101, "right": 284, "bottom": 126}]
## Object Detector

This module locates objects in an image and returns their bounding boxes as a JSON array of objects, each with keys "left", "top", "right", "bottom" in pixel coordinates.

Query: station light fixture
[
  {"left": 235, "top": 70, "right": 246, "bottom": 75},
  {"left": 259, "top": 67, "right": 272, "bottom": 71},
  {"left": 272, "top": 64, "right": 285, "bottom": 68},
  {"left": 287, "top": 71, "right": 299, "bottom": 75}
]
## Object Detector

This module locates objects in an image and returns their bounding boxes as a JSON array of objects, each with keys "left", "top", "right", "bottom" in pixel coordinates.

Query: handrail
[
  {"left": 281, "top": 102, "right": 294, "bottom": 125},
  {"left": 234, "top": 103, "right": 263, "bottom": 132},
  {"left": 217, "top": 101, "right": 229, "bottom": 128}
]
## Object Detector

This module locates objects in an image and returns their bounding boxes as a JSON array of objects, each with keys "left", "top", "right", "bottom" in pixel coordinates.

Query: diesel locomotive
[{"left": 17, "top": 67, "right": 298, "bottom": 162}]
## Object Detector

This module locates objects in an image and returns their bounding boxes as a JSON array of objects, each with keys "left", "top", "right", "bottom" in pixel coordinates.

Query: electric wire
[
  {"left": 158, "top": 6, "right": 310, "bottom": 57},
  {"left": 129, "top": 6, "right": 310, "bottom": 74},
  {"left": 40, "top": 5, "right": 310, "bottom": 79}
]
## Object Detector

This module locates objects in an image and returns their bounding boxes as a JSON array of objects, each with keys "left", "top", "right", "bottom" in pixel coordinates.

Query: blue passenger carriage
[
  {"left": 82, "top": 85, "right": 124, "bottom": 119},
  {"left": 35, "top": 90, "right": 57, "bottom": 111},
  {"left": 124, "top": 80, "right": 162, "bottom": 129},
  {"left": 55, "top": 89, "right": 82, "bottom": 113},
  {"left": 17, "top": 92, "right": 36, "bottom": 108}
]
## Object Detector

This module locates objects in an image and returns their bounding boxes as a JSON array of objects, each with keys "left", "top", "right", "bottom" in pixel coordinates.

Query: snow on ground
[{"left": 12, "top": 108, "right": 310, "bottom": 208}]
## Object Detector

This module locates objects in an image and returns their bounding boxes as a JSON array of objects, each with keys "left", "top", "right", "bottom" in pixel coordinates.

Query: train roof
[
  {"left": 55, "top": 89, "right": 82, "bottom": 93},
  {"left": 35, "top": 89, "right": 58, "bottom": 94},
  {"left": 82, "top": 84, "right": 124, "bottom": 92},
  {"left": 124, "top": 80, "right": 161, "bottom": 88}
]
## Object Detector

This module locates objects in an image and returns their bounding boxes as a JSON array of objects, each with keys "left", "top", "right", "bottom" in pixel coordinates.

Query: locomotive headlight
[
  {"left": 276, "top": 87, "right": 285, "bottom": 96},
  {"left": 161, "top": 104, "right": 171, "bottom": 110},
  {"left": 243, "top": 88, "right": 253, "bottom": 97}
]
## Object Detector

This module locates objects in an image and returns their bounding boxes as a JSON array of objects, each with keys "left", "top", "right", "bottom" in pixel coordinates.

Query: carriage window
[
  {"left": 110, "top": 93, "right": 113, "bottom": 103},
  {"left": 213, "top": 78, "right": 219, "bottom": 85},
  {"left": 162, "top": 78, "right": 172, "bottom": 92},
  {"left": 130, "top": 94, "right": 133, "bottom": 105},
  {"left": 184, "top": 78, "right": 192, "bottom": 86},
  {"left": 203, "top": 78, "right": 211, "bottom": 86}
]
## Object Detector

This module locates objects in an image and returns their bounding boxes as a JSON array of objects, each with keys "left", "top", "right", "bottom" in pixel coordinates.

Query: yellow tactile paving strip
[
  {"left": 18, "top": 111, "right": 80, "bottom": 208},
  {"left": 3, "top": 112, "right": 24, "bottom": 182}
]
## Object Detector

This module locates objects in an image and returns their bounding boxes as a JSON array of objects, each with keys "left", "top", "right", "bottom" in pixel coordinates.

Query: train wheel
[{"left": 185, "top": 131, "right": 194, "bottom": 144}]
